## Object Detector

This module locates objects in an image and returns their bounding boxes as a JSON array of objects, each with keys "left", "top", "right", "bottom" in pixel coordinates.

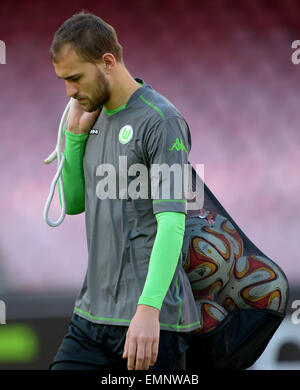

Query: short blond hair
[{"left": 50, "top": 11, "right": 123, "bottom": 63}]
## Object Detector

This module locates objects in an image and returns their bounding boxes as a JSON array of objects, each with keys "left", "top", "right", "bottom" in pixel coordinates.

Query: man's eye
[{"left": 72, "top": 77, "right": 80, "bottom": 81}]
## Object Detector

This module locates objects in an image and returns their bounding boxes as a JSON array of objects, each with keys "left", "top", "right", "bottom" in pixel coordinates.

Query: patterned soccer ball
[
  {"left": 192, "top": 298, "right": 228, "bottom": 335},
  {"left": 182, "top": 213, "right": 244, "bottom": 299},
  {"left": 217, "top": 255, "right": 289, "bottom": 313}
]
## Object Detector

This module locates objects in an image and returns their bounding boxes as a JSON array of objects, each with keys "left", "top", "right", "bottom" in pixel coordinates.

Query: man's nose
[{"left": 65, "top": 82, "right": 78, "bottom": 98}]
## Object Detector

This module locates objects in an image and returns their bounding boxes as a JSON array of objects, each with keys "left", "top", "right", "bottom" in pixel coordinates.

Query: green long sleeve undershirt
[
  {"left": 58, "top": 131, "right": 186, "bottom": 311},
  {"left": 138, "top": 211, "right": 186, "bottom": 310},
  {"left": 58, "top": 130, "right": 89, "bottom": 214}
]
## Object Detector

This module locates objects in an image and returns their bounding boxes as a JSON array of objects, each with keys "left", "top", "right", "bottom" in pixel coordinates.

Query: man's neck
[{"left": 104, "top": 67, "right": 142, "bottom": 111}]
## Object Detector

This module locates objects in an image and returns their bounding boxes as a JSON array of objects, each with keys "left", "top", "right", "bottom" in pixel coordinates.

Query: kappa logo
[
  {"left": 169, "top": 138, "right": 188, "bottom": 153},
  {"left": 90, "top": 129, "right": 99, "bottom": 135},
  {"left": 119, "top": 125, "right": 133, "bottom": 144}
]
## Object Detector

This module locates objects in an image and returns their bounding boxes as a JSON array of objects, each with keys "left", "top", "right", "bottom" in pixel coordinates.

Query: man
[{"left": 48, "top": 11, "right": 200, "bottom": 370}]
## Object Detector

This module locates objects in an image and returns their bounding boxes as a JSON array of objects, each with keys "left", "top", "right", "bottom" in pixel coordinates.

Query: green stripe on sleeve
[{"left": 139, "top": 95, "right": 165, "bottom": 118}]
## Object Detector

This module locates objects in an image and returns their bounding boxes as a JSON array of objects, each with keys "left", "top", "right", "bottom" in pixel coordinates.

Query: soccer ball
[
  {"left": 182, "top": 213, "right": 244, "bottom": 299},
  {"left": 217, "top": 255, "right": 289, "bottom": 313},
  {"left": 192, "top": 298, "right": 228, "bottom": 335}
]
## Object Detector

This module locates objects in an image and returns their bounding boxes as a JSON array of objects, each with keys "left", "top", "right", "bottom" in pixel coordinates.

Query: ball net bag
[{"left": 183, "top": 162, "right": 289, "bottom": 369}]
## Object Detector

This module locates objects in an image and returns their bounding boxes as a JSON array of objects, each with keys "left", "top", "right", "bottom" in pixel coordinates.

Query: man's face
[{"left": 53, "top": 44, "right": 111, "bottom": 112}]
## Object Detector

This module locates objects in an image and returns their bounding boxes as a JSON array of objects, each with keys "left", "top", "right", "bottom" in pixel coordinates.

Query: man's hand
[
  {"left": 122, "top": 304, "right": 160, "bottom": 370},
  {"left": 67, "top": 99, "right": 101, "bottom": 135},
  {"left": 44, "top": 99, "right": 100, "bottom": 164}
]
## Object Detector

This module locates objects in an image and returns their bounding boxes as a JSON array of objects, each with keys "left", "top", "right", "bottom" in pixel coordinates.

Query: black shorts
[{"left": 49, "top": 313, "right": 191, "bottom": 370}]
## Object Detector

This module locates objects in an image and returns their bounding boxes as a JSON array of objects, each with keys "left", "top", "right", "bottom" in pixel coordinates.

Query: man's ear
[{"left": 101, "top": 53, "right": 116, "bottom": 74}]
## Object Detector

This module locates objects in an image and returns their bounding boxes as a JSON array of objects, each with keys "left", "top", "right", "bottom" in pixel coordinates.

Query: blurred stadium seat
[{"left": 0, "top": 0, "right": 299, "bottom": 369}]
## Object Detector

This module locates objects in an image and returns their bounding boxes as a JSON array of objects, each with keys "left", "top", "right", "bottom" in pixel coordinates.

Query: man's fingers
[
  {"left": 143, "top": 341, "right": 152, "bottom": 370},
  {"left": 135, "top": 340, "right": 145, "bottom": 370},
  {"left": 123, "top": 333, "right": 158, "bottom": 370},
  {"left": 150, "top": 339, "right": 159, "bottom": 367},
  {"left": 67, "top": 99, "right": 100, "bottom": 134},
  {"left": 122, "top": 333, "right": 128, "bottom": 359},
  {"left": 127, "top": 337, "right": 137, "bottom": 370}
]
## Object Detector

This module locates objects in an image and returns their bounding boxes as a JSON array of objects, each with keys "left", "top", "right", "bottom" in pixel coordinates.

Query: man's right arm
[
  {"left": 58, "top": 130, "right": 89, "bottom": 214},
  {"left": 58, "top": 99, "right": 101, "bottom": 214}
]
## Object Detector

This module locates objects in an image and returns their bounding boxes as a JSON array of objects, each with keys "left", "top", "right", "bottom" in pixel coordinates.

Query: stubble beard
[{"left": 81, "top": 68, "right": 111, "bottom": 112}]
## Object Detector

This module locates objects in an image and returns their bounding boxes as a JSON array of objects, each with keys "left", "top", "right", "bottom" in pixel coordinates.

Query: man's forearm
[
  {"left": 58, "top": 130, "right": 88, "bottom": 214},
  {"left": 137, "top": 211, "right": 186, "bottom": 311}
]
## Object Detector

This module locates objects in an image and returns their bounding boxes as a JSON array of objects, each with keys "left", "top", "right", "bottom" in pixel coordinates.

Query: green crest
[{"left": 119, "top": 125, "right": 133, "bottom": 144}]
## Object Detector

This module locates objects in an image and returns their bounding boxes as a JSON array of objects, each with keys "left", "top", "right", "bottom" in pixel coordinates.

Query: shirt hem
[{"left": 73, "top": 307, "right": 200, "bottom": 333}]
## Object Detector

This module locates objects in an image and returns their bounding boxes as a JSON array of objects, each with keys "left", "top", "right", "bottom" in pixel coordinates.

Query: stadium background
[{"left": 0, "top": 0, "right": 300, "bottom": 369}]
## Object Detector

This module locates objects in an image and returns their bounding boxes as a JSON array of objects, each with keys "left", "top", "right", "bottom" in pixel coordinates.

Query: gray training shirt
[{"left": 74, "top": 80, "right": 200, "bottom": 332}]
